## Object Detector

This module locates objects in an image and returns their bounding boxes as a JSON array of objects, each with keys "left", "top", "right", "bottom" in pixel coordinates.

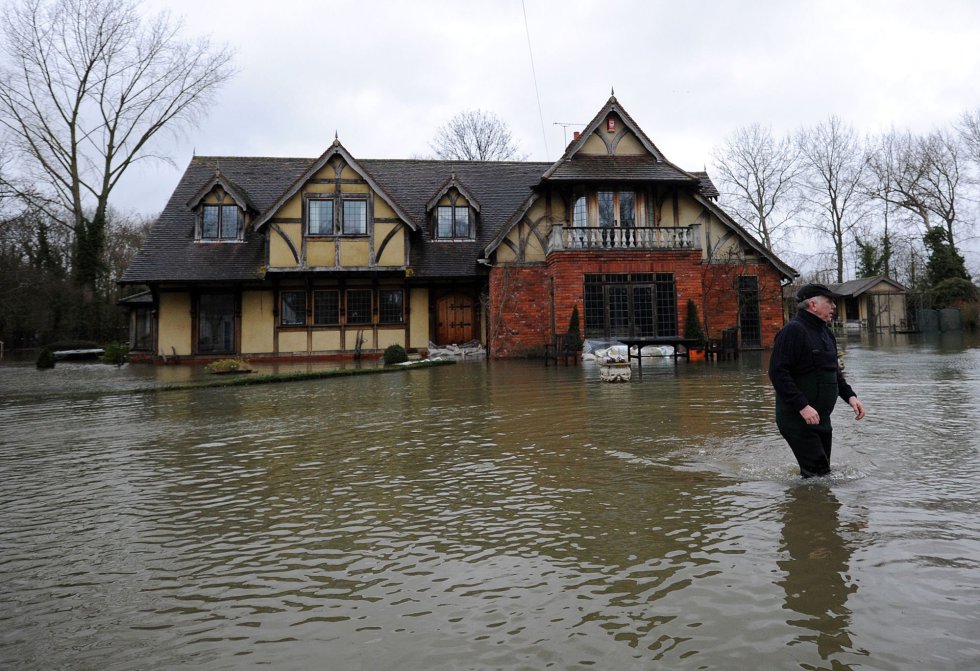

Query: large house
[{"left": 121, "top": 96, "right": 797, "bottom": 362}]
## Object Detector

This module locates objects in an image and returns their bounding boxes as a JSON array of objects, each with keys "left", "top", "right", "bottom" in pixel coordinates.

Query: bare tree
[
  {"left": 0, "top": 0, "right": 233, "bottom": 316},
  {"left": 958, "top": 109, "right": 980, "bottom": 166},
  {"left": 796, "top": 117, "right": 869, "bottom": 283},
  {"left": 917, "top": 129, "right": 967, "bottom": 252},
  {"left": 430, "top": 109, "right": 527, "bottom": 161},
  {"left": 712, "top": 123, "right": 801, "bottom": 251},
  {"left": 865, "top": 130, "right": 932, "bottom": 232}
]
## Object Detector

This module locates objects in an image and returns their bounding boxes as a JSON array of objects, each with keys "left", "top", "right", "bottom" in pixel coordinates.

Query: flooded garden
[{"left": 1, "top": 334, "right": 978, "bottom": 670}]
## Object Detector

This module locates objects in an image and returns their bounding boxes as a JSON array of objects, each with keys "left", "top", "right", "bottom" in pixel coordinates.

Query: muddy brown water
[{"left": 1, "top": 334, "right": 978, "bottom": 670}]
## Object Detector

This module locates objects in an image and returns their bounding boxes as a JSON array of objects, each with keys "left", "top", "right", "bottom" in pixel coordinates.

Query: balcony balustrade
[{"left": 549, "top": 225, "right": 700, "bottom": 251}]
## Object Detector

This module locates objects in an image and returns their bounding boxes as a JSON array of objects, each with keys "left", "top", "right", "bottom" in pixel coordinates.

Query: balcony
[{"left": 549, "top": 225, "right": 700, "bottom": 252}]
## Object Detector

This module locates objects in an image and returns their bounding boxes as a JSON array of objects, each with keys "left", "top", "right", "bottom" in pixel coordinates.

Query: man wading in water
[{"left": 769, "top": 283, "right": 866, "bottom": 477}]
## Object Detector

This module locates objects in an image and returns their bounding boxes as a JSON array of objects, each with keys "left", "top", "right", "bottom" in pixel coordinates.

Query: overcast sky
[{"left": 121, "top": 0, "right": 980, "bottom": 256}]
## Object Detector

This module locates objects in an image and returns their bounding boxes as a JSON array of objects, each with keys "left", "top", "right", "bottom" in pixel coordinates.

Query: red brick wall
[
  {"left": 488, "top": 264, "right": 550, "bottom": 358},
  {"left": 489, "top": 253, "right": 787, "bottom": 358},
  {"left": 700, "top": 261, "right": 786, "bottom": 346}
]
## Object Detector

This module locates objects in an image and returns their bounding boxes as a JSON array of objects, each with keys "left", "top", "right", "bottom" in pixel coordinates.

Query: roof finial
[
  {"left": 609, "top": 86, "right": 617, "bottom": 103},
  {"left": 334, "top": 130, "right": 339, "bottom": 145}
]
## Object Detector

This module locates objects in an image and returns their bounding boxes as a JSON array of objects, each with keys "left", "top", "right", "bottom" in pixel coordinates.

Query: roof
[
  {"left": 691, "top": 193, "right": 797, "bottom": 280},
  {"left": 832, "top": 276, "right": 908, "bottom": 297},
  {"left": 252, "top": 140, "right": 417, "bottom": 232},
  {"left": 543, "top": 155, "right": 696, "bottom": 183},
  {"left": 121, "top": 96, "right": 792, "bottom": 285},
  {"left": 122, "top": 155, "right": 549, "bottom": 283},
  {"left": 541, "top": 95, "right": 697, "bottom": 184},
  {"left": 361, "top": 159, "right": 549, "bottom": 277},
  {"left": 122, "top": 156, "right": 313, "bottom": 283}
]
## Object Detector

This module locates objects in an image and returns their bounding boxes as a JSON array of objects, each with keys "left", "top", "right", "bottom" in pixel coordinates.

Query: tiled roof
[
  {"left": 122, "top": 156, "right": 549, "bottom": 283},
  {"left": 832, "top": 276, "right": 907, "bottom": 297},
  {"left": 543, "top": 155, "right": 695, "bottom": 183},
  {"left": 121, "top": 150, "right": 772, "bottom": 285},
  {"left": 361, "top": 159, "right": 550, "bottom": 277},
  {"left": 691, "top": 172, "right": 719, "bottom": 199},
  {"left": 122, "top": 156, "right": 313, "bottom": 283}
]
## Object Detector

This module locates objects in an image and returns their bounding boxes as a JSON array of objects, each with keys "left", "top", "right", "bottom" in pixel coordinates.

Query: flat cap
[{"left": 796, "top": 283, "right": 839, "bottom": 301}]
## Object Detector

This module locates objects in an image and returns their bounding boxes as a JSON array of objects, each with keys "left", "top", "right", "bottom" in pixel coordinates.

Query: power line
[{"left": 522, "top": 0, "right": 549, "bottom": 159}]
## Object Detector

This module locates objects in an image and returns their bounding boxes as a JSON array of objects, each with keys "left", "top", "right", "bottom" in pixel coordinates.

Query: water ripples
[{"left": 2, "top": 343, "right": 980, "bottom": 669}]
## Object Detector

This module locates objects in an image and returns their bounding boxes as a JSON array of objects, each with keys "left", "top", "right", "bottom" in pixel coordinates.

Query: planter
[
  {"left": 688, "top": 348, "right": 705, "bottom": 361},
  {"left": 599, "top": 362, "right": 632, "bottom": 382}
]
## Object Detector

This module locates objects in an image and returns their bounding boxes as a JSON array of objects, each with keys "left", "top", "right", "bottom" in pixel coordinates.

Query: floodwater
[{"left": 1, "top": 336, "right": 978, "bottom": 671}]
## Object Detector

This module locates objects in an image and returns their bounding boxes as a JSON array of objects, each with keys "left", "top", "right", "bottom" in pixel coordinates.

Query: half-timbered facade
[{"left": 121, "top": 96, "right": 797, "bottom": 361}]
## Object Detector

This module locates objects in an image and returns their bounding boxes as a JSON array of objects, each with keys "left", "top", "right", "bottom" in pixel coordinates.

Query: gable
[
  {"left": 541, "top": 96, "right": 695, "bottom": 184},
  {"left": 252, "top": 140, "right": 416, "bottom": 232}
]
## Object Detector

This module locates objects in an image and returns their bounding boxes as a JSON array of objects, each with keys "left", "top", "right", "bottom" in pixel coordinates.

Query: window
[
  {"left": 619, "top": 192, "right": 635, "bottom": 228},
  {"left": 306, "top": 198, "right": 368, "bottom": 235},
  {"left": 583, "top": 273, "right": 677, "bottom": 338},
  {"left": 198, "top": 293, "right": 235, "bottom": 353},
  {"left": 646, "top": 191, "right": 658, "bottom": 227},
  {"left": 201, "top": 205, "right": 239, "bottom": 240},
  {"left": 579, "top": 191, "right": 635, "bottom": 228},
  {"left": 133, "top": 307, "right": 152, "bottom": 350},
  {"left": 308, "top": 200, "right": 334, "bottom": 235},
  {"left": 281, "top": 291, "right": 306, "bottom": 326},
  {"left": 346, "top": 289, "right": 372, "bottom": 324},
  {"left": 572, "top": 197, "right": 587, "bottom": 227},
  {"left": 379, "top": 289, "right": 404, "bottom": 324},
  {"left": 598, "top": 191, "right": 615, "bottom": 228},
  {"left": 436, "top": 205, "right": 470, "bottom": 238},
  {"left": 343, "top": 200, "right": 367, "bottom": 235},
  {"left": 313, "top": 290, "right": 340, "bottom": 325}
]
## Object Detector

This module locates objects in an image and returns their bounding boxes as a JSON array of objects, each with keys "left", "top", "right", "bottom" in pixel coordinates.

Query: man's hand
[
  {"left": 799, "top": 405, "right": 820, "bottom": 425},
  {"left": 849, "top": 396, "right": 866, "bottom": 420}
]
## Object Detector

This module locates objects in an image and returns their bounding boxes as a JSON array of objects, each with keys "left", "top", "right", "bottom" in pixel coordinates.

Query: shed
[{"left": 831, "top": 276, "right": 909, "bottom": 332}]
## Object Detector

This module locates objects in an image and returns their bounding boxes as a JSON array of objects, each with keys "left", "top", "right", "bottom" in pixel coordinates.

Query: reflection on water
[
  {"left": 778, "top": 484, "right": 863, "bottom": 666},
  {"left": 1, "top": 335, "right": 980, "bottom": 670}
]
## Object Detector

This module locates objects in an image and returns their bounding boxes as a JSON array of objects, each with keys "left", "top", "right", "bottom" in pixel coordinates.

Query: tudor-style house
[{"left": 121, "top": 96, "right": 797, "bottom": 362}]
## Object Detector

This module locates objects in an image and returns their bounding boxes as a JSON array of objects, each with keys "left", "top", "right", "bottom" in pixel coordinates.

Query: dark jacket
[{"left": 768, "top": 309, "right": 856, "bottom": 413}]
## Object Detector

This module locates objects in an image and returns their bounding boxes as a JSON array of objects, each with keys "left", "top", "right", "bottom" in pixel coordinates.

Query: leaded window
[
  {"left": 379, "top": 289, "right": 404, "bottom": 324},
  {"left": 583, "top": 273, "right": 677, "bottom": 338},
  {"left": 313, "top": 290, "right": 340, "bottom": 325},
  {"left": 281, "top": 291, "right": 306, "bottom": 326},
  {"left": 201, "top": 205, "right": 239, "bottom": 241},
  {"left": 436, "top": 205, "right": 470, "bottom": 238},
  {"left": 343, "top": 200, "right": 367, "bottom": 235},
  {"left": 198, "top": 293, "right": 235, "bottom": 353},
  {"left": 308, "top": 200, "right": 334, "bottom": 235},
  {"left": 346, "top": 289, "right": 372, "bottom": 324}
]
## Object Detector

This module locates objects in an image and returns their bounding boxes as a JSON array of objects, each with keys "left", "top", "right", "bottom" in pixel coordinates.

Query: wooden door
[{"left": 435, "top": 293, "right": 474, "bottom": 345}]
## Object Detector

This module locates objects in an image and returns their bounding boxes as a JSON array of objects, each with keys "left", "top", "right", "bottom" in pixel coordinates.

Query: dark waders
[{"left": 776, "top": 368, "right": 839, "bottom": 478}]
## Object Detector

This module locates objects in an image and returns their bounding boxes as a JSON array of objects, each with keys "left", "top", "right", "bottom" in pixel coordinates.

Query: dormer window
[
  {"left": 201, "top": 204, "right": 241, "bottom": 241},
  {"left": 437, "top": 204, "right": 470, "bottom": 239},
  {"left": 427, "top": 175, "right": 479, "bottom": 241}
]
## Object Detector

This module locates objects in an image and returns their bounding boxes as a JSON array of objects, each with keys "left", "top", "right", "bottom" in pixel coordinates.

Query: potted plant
[{"left": 684, "top": 299, "right": 706, "bottom": 361}]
